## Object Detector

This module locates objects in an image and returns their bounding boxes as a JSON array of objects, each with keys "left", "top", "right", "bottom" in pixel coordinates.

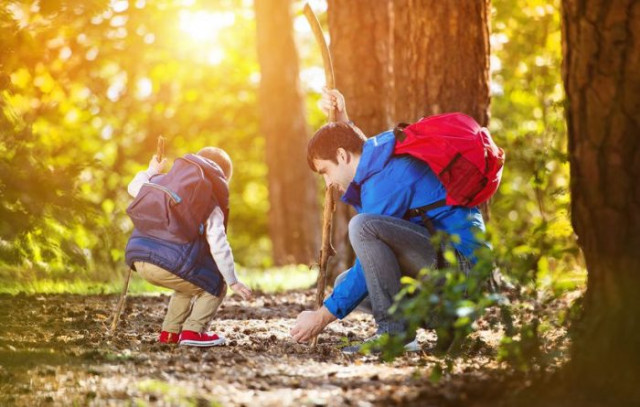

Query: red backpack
[{"left": 394, "top": 112, "right": 504, "bottom": 208}]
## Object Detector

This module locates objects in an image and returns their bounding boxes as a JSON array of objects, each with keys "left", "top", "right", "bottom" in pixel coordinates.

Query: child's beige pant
[{"left": 134, "top": 262, "right": 226, "bottom": 334}]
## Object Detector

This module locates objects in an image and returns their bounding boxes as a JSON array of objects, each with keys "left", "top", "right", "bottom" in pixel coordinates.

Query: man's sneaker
[
  {"left": 159, "top": 331, "right": 180, "bottom": 344},
  {"left": 403, "top": 338, "right": 420, "bottom": 352},
  {"left": 342, "top": 334, "right": 420, "bottom": 355},
  {"left": 178, "top": 330, "right": 226, "bottom": 347}
]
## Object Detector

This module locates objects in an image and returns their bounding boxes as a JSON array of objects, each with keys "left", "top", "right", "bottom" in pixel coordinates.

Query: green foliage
[
  {"left": 497, "top": 311, "right": 542, "bottom": 371},
  {"left": 0, "top": 264, "right": 316, "bottom": 295},
  {"left": 0, "top": 3, "right": 102, "bottom": 278},
  {"left": 379, "top": 237, "right": 504, "bottom": 362},
  {"left": 489, "top": 0, "right": 582, "bottom": 288},
  {"left": 487, "top": 0, "right": 585, "bottom": 371},
  {"left": 0, "top": 0, "right": 277, "bottom": 281}
]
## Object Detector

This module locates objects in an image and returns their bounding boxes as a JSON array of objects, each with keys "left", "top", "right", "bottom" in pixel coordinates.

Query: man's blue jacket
[{"left": 323, "top": 130, "right": 487, "bottom": 319}]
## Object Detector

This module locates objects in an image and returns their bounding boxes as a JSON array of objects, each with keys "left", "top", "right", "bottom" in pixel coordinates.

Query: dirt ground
[{"left": 0, "top": 289, "right": 560, "bottom": 406}]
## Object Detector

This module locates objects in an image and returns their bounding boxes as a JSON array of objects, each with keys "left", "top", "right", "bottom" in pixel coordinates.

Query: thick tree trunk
[
  {"left": 328, "top": 0, "right": 395, "bottom": 137},
  {"left": 392, "top": 0, "right": 491, "bottom": 126},
  {"left": 562, "top": 0, "right": 640, "bottom": 401},
  {"left": 326, "top": 0, "right": 394, "bottom": 284},
  {"left": 255, "top": 0, "right": 320, "bottom": 265}
]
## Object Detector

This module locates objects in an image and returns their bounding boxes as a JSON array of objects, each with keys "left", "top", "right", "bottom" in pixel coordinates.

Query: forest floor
[{"left": 0, "top": 289, "right": 575, "bottom": 406}]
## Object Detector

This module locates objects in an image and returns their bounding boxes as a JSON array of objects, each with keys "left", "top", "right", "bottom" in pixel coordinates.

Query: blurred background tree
[{"left": 255, "top": 0, "right": 319, "bottom": 266}]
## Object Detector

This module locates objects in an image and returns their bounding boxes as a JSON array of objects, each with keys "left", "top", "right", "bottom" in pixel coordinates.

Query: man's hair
[
  {"left": 307, "top": 122, "right": 367, "bottom": 171},
  {"left": 197, "top": 147, "right": 233, "bottom": 180}
]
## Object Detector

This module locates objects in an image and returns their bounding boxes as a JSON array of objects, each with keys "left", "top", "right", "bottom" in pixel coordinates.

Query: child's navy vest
[{"left": 124, "top": 155, "right": 230, "bottom": 296}]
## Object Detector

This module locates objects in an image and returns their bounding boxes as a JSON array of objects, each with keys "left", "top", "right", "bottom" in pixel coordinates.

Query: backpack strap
[
  {"left": 403, "top": 199, "right": 447, "bottom": 269},
  {"left": 403, "top": 199, "right": 447, "bottom": 223},
  {"left": 393, "top": 122, "right": 411, "bottom": 143}
]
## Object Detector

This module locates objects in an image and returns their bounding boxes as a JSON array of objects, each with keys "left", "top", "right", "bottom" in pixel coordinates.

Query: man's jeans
[{"left": 338, "top": 213, "right": 439, "bottom": 335}]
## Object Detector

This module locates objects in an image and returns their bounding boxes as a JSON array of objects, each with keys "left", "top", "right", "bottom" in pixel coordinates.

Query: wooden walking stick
[
  {"left": 311, "top": 184, "right": 336, "bottom": 347},
  {"left": 110, "top": 136, "right": 165, "bottom": 333},
  {"left": 156, "top": 136, "right": 165, "bottom": 162},
  {"left": 304, "top": 3, "right": 337, "bottom": 347},
  {"left": 110, "top": 263, "right": 133, "bottom": 333},
  {"left": 303, "top": 3, "right": 336, "bottom": 121}
]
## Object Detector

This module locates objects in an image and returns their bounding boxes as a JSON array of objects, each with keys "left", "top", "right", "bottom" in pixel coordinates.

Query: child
[{"left": 125, "top": 146, "right": 252, "bottom": 347}]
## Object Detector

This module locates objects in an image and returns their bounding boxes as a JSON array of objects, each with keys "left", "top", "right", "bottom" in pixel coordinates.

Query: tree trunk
[
  {"left": 328, "top": 0, "right": 395, "bottom": 137},
  {"left": 562, "top": 0, "right": 640, "bottom": 401},
  {"left": 255, "top": 0, "right": 320, "bottom": 265},
  {"left": 392, "top": 0, "right": 491, "bottom": 126},
  {"left": 326, "top": 0, "right": 394, "bottom": 284}
]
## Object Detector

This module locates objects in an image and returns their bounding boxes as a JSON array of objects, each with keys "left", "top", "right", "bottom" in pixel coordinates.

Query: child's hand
[
  {"left": 148, "top": 155, "right": 168, "bottom": 174},
  {"left": 230, "top": 282, "right": 253, "bottom": 300},
  {"left": 319, "top": 87, "right": 350, "bottom": 122}
]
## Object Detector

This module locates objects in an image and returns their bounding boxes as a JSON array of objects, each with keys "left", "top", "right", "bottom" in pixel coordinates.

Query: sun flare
[
  {"left": 176, "top": 9, "right": 235, "bottom": 65},
  {"left": 178, "top": 10, "right": 235, "bottom": 42}
]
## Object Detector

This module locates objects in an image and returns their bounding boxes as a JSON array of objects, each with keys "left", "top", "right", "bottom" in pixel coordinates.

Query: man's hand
[
  {"left": 319, "top": 87, "right": 350, "bottom": 123},
  {"left": 148, "top": 154, "right": 168, "bottom": 174},
  {"left": 230, "top": 281, "right": 253, "bottom": 300},
  {"left": 290, "top": 306, "right": 337, "bottom": 343}
]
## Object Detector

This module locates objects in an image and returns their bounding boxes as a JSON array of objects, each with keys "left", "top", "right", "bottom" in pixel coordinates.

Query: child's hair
[
  {"left": 197, "top": 147, "right": 233, "bottom": 180},
  {"left": 307, "top": 122, "right": 367, "bottom": 172}
]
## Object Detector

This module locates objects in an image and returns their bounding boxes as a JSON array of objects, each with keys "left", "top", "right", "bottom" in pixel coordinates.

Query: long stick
[
  {"left": 303, "top": 3, "right": 336, "bottom": 122},
  {"left": 303, "top": 3, "right": 338, "bottom": 347},
  {"left": 110, "top": 267, "right": 132, "bottom": 333},
  {"left": 156, "top": 136, "right": 165, "bottom": 162},
  {"left": 311, "top": 184, "right": 336, "bottom": 347},
  {"left": 110, "top": 136, "right": 165, "bottom": 334}
]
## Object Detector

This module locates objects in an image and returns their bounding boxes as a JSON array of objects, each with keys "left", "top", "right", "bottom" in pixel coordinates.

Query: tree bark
[
  {"left": 328, "top": 0, "right": 395, "bottom": 137},
  {"left": 326, "top": 0, "right": 394, "bottom": 284},
  {"left": 255, "top": 0, "right": 320, "bottom": 265},
  {"left": 562, "top": 0, "right": 640, "bottom": 401},
  {"left": 392, "top": 0, "right": 491, "bottom": 126}
]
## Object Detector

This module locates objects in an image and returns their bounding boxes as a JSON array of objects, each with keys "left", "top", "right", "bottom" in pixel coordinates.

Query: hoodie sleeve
[
  {"left": 323, "top": 258, "right": 368, "bottom": 319},
  {"left": 127, "top": 168, "right": 159, "bottom": 197},
  {"left": 205, "top": 206, "right": 237, "bottom": 285}
]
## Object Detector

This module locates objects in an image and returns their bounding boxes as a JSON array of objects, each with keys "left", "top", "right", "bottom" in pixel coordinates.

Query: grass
[
  {"left": 238, "top": 264, "right": 316, "bottom": 293},
  {"left": 136, "top": 379, "right": 222, "bottom": 407},
  {"left": 0, "top": 264, "right": 316, "bottom": 295},
  {"left": 0, "top": 274, "right": 169, "bottom": 295}
]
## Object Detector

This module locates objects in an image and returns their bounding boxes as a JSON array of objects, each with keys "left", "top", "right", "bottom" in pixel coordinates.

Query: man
[{"left": 290, "top": 89, "right": 487, "bottom": 353}]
